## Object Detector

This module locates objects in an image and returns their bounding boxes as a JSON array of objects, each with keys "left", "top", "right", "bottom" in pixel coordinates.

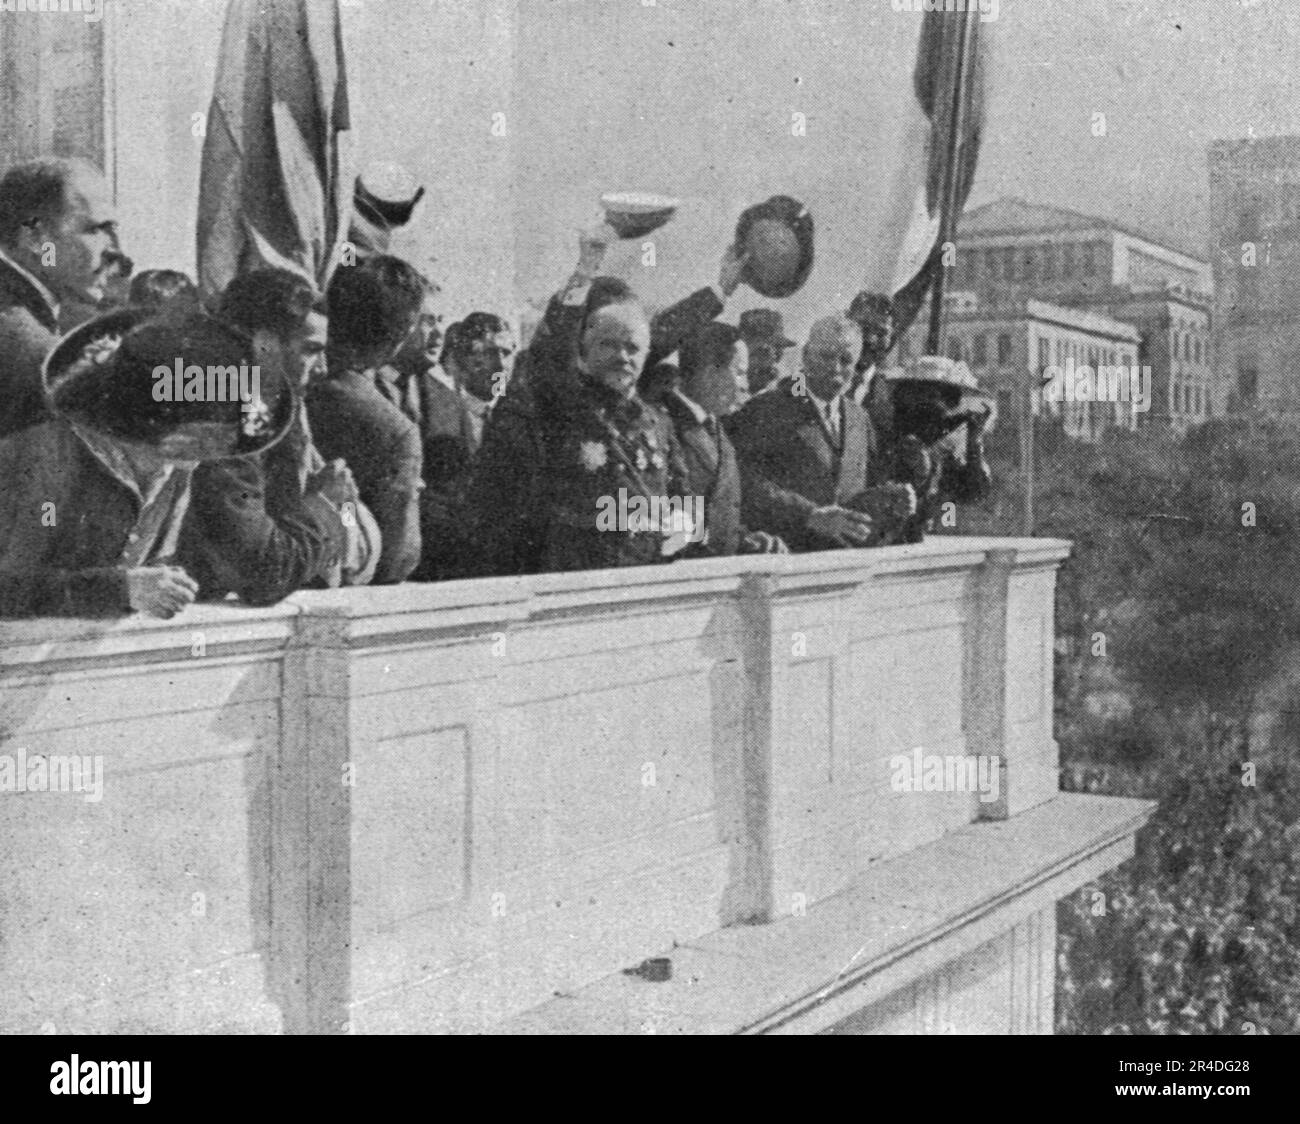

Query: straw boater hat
[
  {"left": 887, "top": 355, "right": 994, "bottom": 414},
  {"left": 43, "top": 307, "right": 297, "bottom": 461}
]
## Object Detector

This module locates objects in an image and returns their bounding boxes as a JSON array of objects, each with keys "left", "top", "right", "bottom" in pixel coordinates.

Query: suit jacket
[
  {"left": 307, "top": 370, "right": 423, "bottom": 584},
  {"left": 175, "top": 441, "right": 347, "bottom": 607},
  {"left": 726, "top": 378, "right": 879, "bottom": 552},
  {"left": 0, "top": 254, "right": 60, "bottom": 438},
  {"left": 0, "top": 420, "right": 187, "bottom": 617},
  {"left": 393, "top": 370, "right": 488, "bottom": 582},
  {"left": 662, "top": 390, "right": 743, "bottom": 556}
]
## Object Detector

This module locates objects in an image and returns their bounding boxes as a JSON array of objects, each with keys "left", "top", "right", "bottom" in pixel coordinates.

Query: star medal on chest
[{"left": 578, "top": 439, "right": 608, "bottom": 473}]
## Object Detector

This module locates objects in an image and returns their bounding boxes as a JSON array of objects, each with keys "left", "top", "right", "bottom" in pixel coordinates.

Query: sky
[
  {"left": 103, "top": 0, "right": 1300, "bottom": 331},
  {"left": 972, "top": 0, "right": 1300, "bottom": 256}
]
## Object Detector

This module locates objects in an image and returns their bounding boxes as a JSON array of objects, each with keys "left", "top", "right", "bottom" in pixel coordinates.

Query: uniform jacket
[
  {"left": 466, "top": 371, "right": 686, "bottom": 576},
  {"left": 0, "top": 420, "right": 188, "bottom": 617},
  {"left": 0, "top": 253, "right": 60, "bottom": 438},
  {"left": 468, "top": 283, "right": 723, "bottom": 576},
  {"left": 175, "top": 441, "right": 348, "bottom": 607},
  {"left": 726, "top": 378, "right": 879, "bottom": 552},
  {"left": 307, "top": 369, "right": 422, "bottom": 584}
]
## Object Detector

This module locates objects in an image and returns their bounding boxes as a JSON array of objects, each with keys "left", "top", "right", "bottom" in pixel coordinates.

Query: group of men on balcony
[{"left": 0, "top": 158, "right": 993, "bottom": 620}]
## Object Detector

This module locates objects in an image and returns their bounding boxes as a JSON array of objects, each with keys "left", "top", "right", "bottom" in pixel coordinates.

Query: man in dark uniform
[
  {"left": 728, "top": 315, "right": 914, "bottom": 552},
  {"left": 466, "top": 226, "right": 745, "bottom": 576},
  {"left": 466, "top": 298, "right": 688, "bottom": 574}
]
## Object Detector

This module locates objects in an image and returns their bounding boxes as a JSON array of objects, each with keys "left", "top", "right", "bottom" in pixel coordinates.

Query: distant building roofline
[
  {"left": 1208, "top": 133, "right": 1300, "bottom": 159},
  {"left": 959, "top": 196, "right": 1207, "bottom": 263},
  {"left": 936, "top": 294, "right": 1143, "bottom": 341}
]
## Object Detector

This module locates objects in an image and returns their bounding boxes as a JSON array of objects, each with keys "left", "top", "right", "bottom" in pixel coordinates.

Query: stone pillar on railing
[
  {"left": 966, "top": 548, "right": 1015, "bottom": 821},
  {"left": 965, "top": 543, "right": 1069, "bottom": 821},
  {"left": 277, "top": 607, "right": 355, "bottom": 1036},
  {"left": 733, "top": 570, "right": 777, "bottom": 925}
]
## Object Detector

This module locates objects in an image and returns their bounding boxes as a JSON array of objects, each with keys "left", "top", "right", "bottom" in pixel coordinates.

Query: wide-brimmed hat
[
  {"left": 43, "top": 307, "right": 297, "bottom": 461},
  {"left": 734, "top": 195, "right": 814, "bottom": 299},
  {"left": 737, "top": 308, "right": 796, "bottom": 350},
  {"left": 886, "top": 355, "right": 994, "bottom": 416}
]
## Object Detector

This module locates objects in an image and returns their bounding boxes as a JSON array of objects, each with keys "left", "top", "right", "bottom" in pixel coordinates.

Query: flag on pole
[
  {"left": 196, "top": 0, "right": 353, "bottom": 301},
  {"left": 884, "top": 5, "right": 989, "bottom": 343}
]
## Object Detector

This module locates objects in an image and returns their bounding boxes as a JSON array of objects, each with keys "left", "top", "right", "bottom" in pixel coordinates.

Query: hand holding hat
[
  {"left": 718, "top": 242, "right": 751, "bottom": 298},
  {"left": 576, "top": 218, "right": 620, "bottom": 279}
]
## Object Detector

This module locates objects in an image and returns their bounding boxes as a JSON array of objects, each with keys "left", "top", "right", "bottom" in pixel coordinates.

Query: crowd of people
[{"left": 0, "top": 156, "right": 993, "bottom": 619}]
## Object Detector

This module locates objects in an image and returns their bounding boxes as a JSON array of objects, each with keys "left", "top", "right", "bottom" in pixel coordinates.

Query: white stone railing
[{"left": 0, "top": 537, "right": 1069, "bottom": 1034}]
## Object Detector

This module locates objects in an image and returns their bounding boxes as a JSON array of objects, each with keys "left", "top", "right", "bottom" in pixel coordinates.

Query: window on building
[
  {"left": 1194, "top": 336, "right": 1201, "bottom": 364},
  {"left": 1022, "top": 249, "right": 1037, "bottom": 285},
  {"left": 1061, "top": 244, "right": 1075, "bottom": 278},
  {"left": 997, "top": 333, "right": 1013, "bottom": 365},
  {"left": 1037, "top": 338, "right": 1049, "bottom": 373},
  {"left": 1003, "top": 247, "right": 1016, "bottom": 283},
  {"left": 966, "top": 251, "right": 979, "bottom": 283},
  {"left": 997, "top": 389, "right": 1014, "bottom": 422},
  {"left": 972, "top": 334, "right": 987, "bottom": 366},
  {"left": 947, "top": 336, "right": 964, "bottom": 363},
  {"left": 1081, "top": 242, "right": 1096, "bottom": 276},
  {"left": 985, "top": 249, "right": 999, "bottom": 280},
  {"left": 1237, "top": 359, "right": 1258, "bottom": 404},
  {"left": 1042, "top": 244, "right": 1055, "bottom": 281},
  {"left": 1238, "top": 203, "right": 1262, "bottom": 241}
]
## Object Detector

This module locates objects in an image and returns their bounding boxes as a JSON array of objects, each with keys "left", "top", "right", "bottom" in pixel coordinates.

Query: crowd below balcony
[{"left": 0, "top": 158, "right": 993, "bottom": 619}]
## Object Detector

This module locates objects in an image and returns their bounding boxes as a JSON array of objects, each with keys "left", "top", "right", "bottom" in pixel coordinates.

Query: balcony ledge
[{"left": 495, "top": 792, "right": 1154, "bottom": 1035}]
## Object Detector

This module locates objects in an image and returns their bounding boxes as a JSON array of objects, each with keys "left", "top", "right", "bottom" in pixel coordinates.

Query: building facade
[
  {"left": 938, "top": 197, "right": 1215, "bottom": 435},
  {"left": 898, "top": 297, "right": 1143, "bottom": 443},
  {"left": 1209, "top": 135, "right": 1300, "bottom": 413}
]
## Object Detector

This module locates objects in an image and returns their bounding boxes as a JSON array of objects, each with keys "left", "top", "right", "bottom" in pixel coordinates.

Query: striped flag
[
  {"left": 196, "top": 0, "right": 353, "bottom": 301},
  {"left": 886, "top": 5, "right": 990, "bottom": 345}
]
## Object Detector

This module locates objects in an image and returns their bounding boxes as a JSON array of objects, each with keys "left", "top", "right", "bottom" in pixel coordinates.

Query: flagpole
[{"left": 925, "top": 9, "right": 979, "bottom": 356}]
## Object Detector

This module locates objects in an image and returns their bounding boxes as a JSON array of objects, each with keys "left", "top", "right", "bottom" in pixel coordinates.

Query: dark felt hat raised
[
  {"left": 734, "top": 195, "right": 814, "bottom": 299},
  {"left": 44, "top": 308, "right": 297, "bottom": 461}
]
